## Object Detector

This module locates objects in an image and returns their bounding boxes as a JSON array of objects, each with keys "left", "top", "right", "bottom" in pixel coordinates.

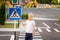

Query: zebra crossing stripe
[
  {"left": 54, "top": 28, "right": 60, "bottom": 32},
  {"left": 19, "top": 34, "right": 41, "bottom": 38},
  {"left": 43, "top": 22, "right": 50, "bottom": 28},
  {"left": 20, "top": 31, "right": 40, "bottom": 35},
  {"left": 20, "top": 33, "right": 40, "bottom": 36},
  {"left": 10, "top": 35, "right": 14, "bottom": 40},
  {"left": 37, "top": 28, "right": 60, "bottom": 33},
  {"left": 45, "top": 28, "right": 51, "bottom": 32},
  {"left": 33, "top": 36, "right": 41, "bottom": 38},
  {"left": 19, "top": 33, "right": 25, "bottom": 35},
  {"left": 38, "top": 28, "right": 42, "bottom": 32},
  {"left": 35, "top": 31, "right": 39, "bottom": 33},
  {"left": 19, "top": 31, "right": 43, "bottom": 40},
  {"left": 19, "top": 39, "right": 43, "bottom": 40},
  {"left": 34, "top": 33, "right": 40, "bottom": 35}
]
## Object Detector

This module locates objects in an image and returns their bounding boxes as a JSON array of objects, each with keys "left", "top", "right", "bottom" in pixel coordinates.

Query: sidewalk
[{"left": 37, "top": 4, "right": 60, "bottom": 8}]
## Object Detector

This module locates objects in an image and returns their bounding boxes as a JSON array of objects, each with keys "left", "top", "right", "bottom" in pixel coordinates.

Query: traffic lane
[
  {"left": 22, "top": 8, "right": 60, "bottom": 15},
  {"left": 0, "top": 36, "right": 19, "bottom": 40},
  {"left": 0, "top": 36, "right": 10, "bottom": 40},
  {"left": 36, "top": 20, "right": 58, "bottom": 28},
  {"left": 0, "top": 31, "right": 14, "bottom": 35},
  {"left": 35, "top": 20, "right": 58, "bottom": 28},
  {"left": 35, "top": 20, "right": 46, "bottom": 27},
  {"left": 22, "top": 8, "right": 60, "bottom": 19},
  {"left": 37, "top": 20, "right": 60, "bottom": 40},
  {"left": 42, "top": 32, "right": 60, "bottom": 40},
  {"left": 0, "top": 31, "right": 14, "bottom": 40},
  {"left": 44, "top": 20, "right": 60, "bottom": 30},
  {"left": 39, "top": 29, "right": 60, "bottom": 40},
  {"left": 35, "top": 20, "right": 60, "bottom": 40},
  {"left": 0, "top": 31, "right": 20, "bottom": 40},
  {"left": 0, "top": 31, "right": 20, "bottom": 34}
]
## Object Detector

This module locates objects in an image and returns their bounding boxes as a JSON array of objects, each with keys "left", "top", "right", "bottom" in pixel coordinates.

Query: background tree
[
  {"left": 37, "top": 0, "right": 52, "bottom": 4},
  {"left": 0, "top": 2, "right": 6, "bottom": 25},
  {"left": 37, "top": 0, "right": 58, "bottom": 5},
  {"left": 51, "top": 0, "right": 58, "bottom": 5}
]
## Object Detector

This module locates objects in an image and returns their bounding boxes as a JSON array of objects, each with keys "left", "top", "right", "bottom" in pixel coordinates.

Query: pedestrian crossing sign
[{"left": 8, "top": 7, "right": 22, "bottom": 20}]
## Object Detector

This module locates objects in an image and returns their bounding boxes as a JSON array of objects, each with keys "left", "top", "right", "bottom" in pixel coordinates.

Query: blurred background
[{"left": 0, "top": 0, "right": 60, "bottom": 8}]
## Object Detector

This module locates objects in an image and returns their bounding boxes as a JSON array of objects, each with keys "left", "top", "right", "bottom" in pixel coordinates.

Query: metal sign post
[
  {"left": 14, "top": 20, "right": 16, "bottom": 40},
  {"left": 8, "top": 6, "right": 22, "bottom": 40}
]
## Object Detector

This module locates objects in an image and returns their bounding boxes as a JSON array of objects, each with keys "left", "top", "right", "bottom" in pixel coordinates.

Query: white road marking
[
  {"left": 54, "top": 28, "right": 60, "bottom": 32},
  {"left": 34, "top": 33, "right": 40, "bottom": 35},
  {"left": 20, "top": 33, "right": 40, "bottom": 36},
  {"left": 0, "top": 28, "right": 20, "bottom": 31},
  {"left": 0, "top": 35, "right": 14, "bottom": 40},
  {"left": 5, "top": 17, "right": 58, "bottom": 24},
  {"left": 20, "top": 34, "right": 25, "bottom": 36},
  {"left": 38, "top": 28, "right": 42, "bottom": 32},
  {"left": 19, "top": 39, "right": 43, "bottom": 40},
  {"left": 19, "top": 36, "right": 25, "bottom": 37},
  {"left": 43, "top": 22, "right": 51, "bottom": 28},
  {"left": 35, "top": 31, "right": 39, "bottom": 34},
  {"left": 19, "top": 29, "right": 43, "bottom": 40},
  {"left": 45, "top": 28, "right": 51, "bottom": 32},
  {"left": 33, "top": 17, "right": 58, "bottom": 21},
  {"left": 33, "top": 36, "right": 41, "bottom": 38},
  {"left": 55, "top": 23, "right": 60, "bottom": 27},
  {"left": 19, "top": 35, "right": 41, "bottom": 38},
  {"left": 10, "top": 35, "right": 14, "bottom": 40},
  {"left": 20, "top": 32, "right": 40, "bottom": 36},
  {"left": 5, "top": 21, "right": 18, "bottom": 23},
  {"left": 37, "top": 27, "right": 45, "bottom": 28},
  {"left": 0, "top": 27, "right": 46, "bottom": 31}
]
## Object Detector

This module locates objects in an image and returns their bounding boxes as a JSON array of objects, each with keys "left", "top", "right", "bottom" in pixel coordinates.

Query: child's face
[{"left": 28, "top": 14, "right": 33, "bottom": 20}]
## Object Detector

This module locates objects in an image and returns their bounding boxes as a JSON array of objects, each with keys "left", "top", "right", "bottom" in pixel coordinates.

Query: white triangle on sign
[{"left": 10, "top": 9, "right": 20, "bottom": 18}]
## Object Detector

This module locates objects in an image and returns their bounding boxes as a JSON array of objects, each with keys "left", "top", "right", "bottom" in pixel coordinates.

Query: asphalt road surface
[
  {"left": 0, "top": 8, "right": 60, "bottom": 40},
  {"left": 0, "top": 20, "right": 60, "bottom": 40},
  {"left": 22, "top": 8, "right": 60, "bottom": 19}
]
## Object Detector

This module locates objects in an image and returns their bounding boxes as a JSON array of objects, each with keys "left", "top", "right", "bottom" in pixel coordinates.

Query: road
[
  {"left": 0, "top": 20, "right": 60, "bottom": 40},
  {"left": 22, "top": 8, "right": 60, "bottom": 19},
  {"left": 0, "top": 8, "right": 60, "bottom": 40}
]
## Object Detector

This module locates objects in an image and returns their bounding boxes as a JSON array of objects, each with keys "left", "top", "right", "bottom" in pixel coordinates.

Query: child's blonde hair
[{"left": 28, "top": 13, "right": 33, "bottom": 17}]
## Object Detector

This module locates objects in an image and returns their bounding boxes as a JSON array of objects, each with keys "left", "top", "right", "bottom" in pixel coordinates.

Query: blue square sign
[{"left": 8, "top": 7, "right": 22, "bottom": 20}]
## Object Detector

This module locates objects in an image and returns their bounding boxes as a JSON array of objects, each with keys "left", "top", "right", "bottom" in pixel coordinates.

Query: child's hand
[
  {"left": 19, "top": 20, "right": 23, "bottom": 22},
  {"left": 32, "top": 32, "right": 34, "bottom": 36}
]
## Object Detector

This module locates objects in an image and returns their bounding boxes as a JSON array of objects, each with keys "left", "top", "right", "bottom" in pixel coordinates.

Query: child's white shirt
[{"left": 25, "top": 20, "right": 35, "bottom": 33}]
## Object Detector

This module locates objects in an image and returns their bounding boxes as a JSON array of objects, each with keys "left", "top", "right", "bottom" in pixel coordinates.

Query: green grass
[{"left": 0, "top": 23, "right": 19, "bottom": 28}]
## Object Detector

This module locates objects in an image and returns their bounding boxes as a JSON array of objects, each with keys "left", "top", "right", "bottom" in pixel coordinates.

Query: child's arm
[
  {"left": 32, "top": 25, "right": 35, "bottom": 36},
  {"left": 32, "top": 21, "right": 36, "bottom": 36},
  {"left": 19, "top": 20, "right": 26, "bottom": 26}
]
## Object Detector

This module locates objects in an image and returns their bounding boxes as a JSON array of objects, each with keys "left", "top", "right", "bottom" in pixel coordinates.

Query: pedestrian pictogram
[
  {"left": 8, "top": 6, "right": 22, "bottom": 20},
  {"left": 10, "top": 9, "right": 20, "bottom": 18}
]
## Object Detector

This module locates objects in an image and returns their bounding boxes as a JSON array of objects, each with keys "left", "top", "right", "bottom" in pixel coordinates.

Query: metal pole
[
  {"left": 14, "top": 31, "right": 16, "bottom": 40},
  {"left": 13, "top": 4, "right": 16, "bottom": 40},
  {"left": 14, "top": 20, "right": 16, "bottom": 40}
]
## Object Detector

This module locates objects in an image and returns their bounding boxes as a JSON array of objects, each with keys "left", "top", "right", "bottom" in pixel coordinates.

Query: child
[{"left": 20, "top": 13, "right": 35, "bottom": 40}]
